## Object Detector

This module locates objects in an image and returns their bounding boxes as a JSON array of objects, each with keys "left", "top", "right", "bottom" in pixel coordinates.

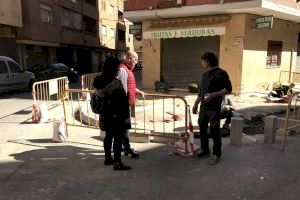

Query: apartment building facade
[
  {"left": 0, "top": 0, "right": 134, "bottom": 75},
  {"left": 16, "top": 0, "right": 100, "bottom": 74},
  {"left": 0, "top": 0, "right": 22, "bottom": 62},
  {"left": 99, "top": 0, "right": 133, "bottom": 60},
  {"left": 125, "top": 0, "right": 300, "bottom": 93}
]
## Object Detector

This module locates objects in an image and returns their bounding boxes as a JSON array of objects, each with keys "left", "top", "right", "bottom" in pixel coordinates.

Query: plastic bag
[{"left": 53, "top": 118, "right": 67, "bottom": 143}]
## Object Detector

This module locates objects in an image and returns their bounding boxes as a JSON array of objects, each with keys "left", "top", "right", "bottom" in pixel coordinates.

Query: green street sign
[
  {"left": 129, "top": 24, "right": 142, "bottom": 34},
  {"left": 256, "top": 16, "right": 273, "bottom": 29}
]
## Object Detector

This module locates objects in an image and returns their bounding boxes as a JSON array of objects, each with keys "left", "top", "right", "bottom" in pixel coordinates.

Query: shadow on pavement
[
  {"left": 0, "top": 90, "right": 32, "bottom": 100},
  {"left": 1, "top": 135, "right": 300, "bottom": 200},
  {"left": 27, "top": 139, "right": 57, "bottom": 143}
]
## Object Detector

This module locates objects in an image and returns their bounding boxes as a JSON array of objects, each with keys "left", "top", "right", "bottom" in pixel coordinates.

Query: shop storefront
[
  {"left": 141, "top": 15, "right": 237, "bottom": 91},
  {"left": 140, "top": 14, "right": 300, "bottom": 93}
]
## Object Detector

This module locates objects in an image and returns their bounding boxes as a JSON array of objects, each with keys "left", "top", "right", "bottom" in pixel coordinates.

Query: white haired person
[{"left": 118, "top": 50, "right": 146, "bottom": 158}]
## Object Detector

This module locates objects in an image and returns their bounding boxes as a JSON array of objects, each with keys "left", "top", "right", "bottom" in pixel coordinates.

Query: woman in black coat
[{"left": 93, "top": 57, "right": 131, "bottom": 170}]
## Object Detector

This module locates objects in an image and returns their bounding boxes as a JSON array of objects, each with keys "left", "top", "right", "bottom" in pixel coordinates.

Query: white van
[{"left": 0, "top": 56, "right": 35, "bottom": 93}]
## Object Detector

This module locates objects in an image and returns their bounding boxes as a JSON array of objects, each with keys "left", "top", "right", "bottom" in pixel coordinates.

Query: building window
[
  {"left": 111, "top": 28, "right": 115, "bottom": 38},
  {"left": 61, "top": 9, "right": 82, "bottom": 30},
  {"left": 267, "top": 41, "right": 282, "bottom": 68},
  {"left": 101, "top": 0, "right": 106, "bottom": 10},
  {"left": 83, "top": 15, "right": 97, "bottom": 34},
  {"left": 40, "top": 3, "right": 53, "bottom": 24},
  {"left": 109, "top": 5, "right": 114, "bottom": 16},
  {"left": 102, "top": 25, "right": 107, "bottom": 36}
]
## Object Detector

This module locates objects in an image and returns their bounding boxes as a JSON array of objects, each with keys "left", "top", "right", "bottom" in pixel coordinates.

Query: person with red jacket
[{"left": 118, "top": 50, "right": 145, "bottom": 158}]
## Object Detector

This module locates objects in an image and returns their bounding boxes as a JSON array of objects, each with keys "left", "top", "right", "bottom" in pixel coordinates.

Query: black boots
[
  {"left": 105, "top": 157, "right": 131, "bottom": 170},
  {"left": 124, "top": 148, "right": 140, "bottom": 159},
  {"left": 104, "top": 157, "right": 114, "bottom": 165},
  {"left": 113, "top": 161, "right": 131, "bottom": 170},
  {"left": 104, "top": 158, "right": 131, "bottom": 170}
]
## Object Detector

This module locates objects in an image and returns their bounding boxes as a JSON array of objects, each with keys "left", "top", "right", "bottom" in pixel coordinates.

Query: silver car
[{"left": 0, "top": 56, "right": 35, "bottom": 93}]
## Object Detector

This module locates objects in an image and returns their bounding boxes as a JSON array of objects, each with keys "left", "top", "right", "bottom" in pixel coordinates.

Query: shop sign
[
  {"left": 143, "top": 27, "right": 225, "bottom": 39},
  {"left": 129, "top": 24, "right": 142, "bottom": 34},
  {"left": 256, "top": 16, "right": 273, "bottom": 29}
]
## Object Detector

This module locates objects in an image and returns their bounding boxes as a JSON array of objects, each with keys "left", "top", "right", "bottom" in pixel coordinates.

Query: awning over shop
[{"left": 143, "top": 15, "right": 229, "bottom": 39}]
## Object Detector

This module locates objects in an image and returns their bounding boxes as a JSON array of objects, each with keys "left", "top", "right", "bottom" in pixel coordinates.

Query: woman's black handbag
[
  {"left": 90, "top": 94, "right": 103, "bottom": 114},
  {"left": 90, "top": 94, "right": 108, "bottom": 130}
]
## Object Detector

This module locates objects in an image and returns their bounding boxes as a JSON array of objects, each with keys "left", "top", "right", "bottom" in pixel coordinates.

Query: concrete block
[
  {"left": 230, "top": 117, "right": 243, "bottom": 146},
  {"left": 264, "top": 115, "right": 277, "bottom": 144},
  {"left": 276, "top": 118, "right": 285, "bottom": 129}
]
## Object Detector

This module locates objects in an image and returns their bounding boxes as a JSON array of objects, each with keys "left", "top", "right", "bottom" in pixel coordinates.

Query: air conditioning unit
[{"left": 177, "top": 0, "right": 183, "bottom": 4}]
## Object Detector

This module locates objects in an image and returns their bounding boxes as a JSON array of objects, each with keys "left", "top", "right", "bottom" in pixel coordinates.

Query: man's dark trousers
[
  {"left": 198, "top": 106, "right": 222, "bottom": 157},
  {"left": 122, "top": 106, "right": 132, "bottom": 152}
]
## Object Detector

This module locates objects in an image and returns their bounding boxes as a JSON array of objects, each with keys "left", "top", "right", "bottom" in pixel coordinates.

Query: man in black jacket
[{"left": 192, "top": 52, "right": 232, "bottom": 165}]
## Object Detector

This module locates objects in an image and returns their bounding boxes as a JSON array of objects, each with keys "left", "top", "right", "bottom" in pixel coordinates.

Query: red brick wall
[
  {"left": 124, "top": 0, "right": 161, "bottom": 11},
  {"left": 125, "top": 0, "right": 253, "bottom": 11},
  {"left": 125, "top": 0, "right": 300, "bottom": 11}
]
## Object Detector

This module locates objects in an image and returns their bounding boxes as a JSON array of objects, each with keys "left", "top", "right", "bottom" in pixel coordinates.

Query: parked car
[
  {"left": 33, "top": 63, "right": 79, "bottom": 83},
  {"left": 0, "top": 56, "right": 35, "bottom": 93}
]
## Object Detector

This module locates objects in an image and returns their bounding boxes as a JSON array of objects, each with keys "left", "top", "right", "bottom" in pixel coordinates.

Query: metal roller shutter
[{"left": 161, "top": 36, "right": 220, "bottom": 88}]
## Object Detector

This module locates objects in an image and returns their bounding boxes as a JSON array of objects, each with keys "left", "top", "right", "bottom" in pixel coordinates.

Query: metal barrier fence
[
  {"left": 32, "top": 76, "right": 69, "bottom": 103},
  {"left": 281, "top": 92, "right": 300, "bottom": 150},
  {"left": 132, "top": 93, "right": 188, "bottom": 139},
  {"left": 81, "top": 73, "right": 101, "bottom": 90},
  {"left": 62, "top": 89, "right": 99, "bottom": 136},
  {"left": 279, "top": 71, "right": 300, "bottom": 84},
  {"left": 62, "top": 89, "right": 188, "bottom": 139}
]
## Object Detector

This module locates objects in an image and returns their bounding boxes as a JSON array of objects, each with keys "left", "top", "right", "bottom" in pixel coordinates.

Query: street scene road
[
  {"left": 1, "top": 0, "right": 300, "bottom": 199},
  {"left": 0, "top": 91, "right": 32, "bottom": 120},
  {"left": 0, "top": 89, "right": 300, "bottom": 200}
]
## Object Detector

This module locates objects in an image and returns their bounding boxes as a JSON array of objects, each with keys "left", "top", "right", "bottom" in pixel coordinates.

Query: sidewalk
[
  {"left": 1, "top": 127, "right": 300, "bottom": 200},
  {"left": 1, "top": 92, "right": 299, "bottom": 200}
]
